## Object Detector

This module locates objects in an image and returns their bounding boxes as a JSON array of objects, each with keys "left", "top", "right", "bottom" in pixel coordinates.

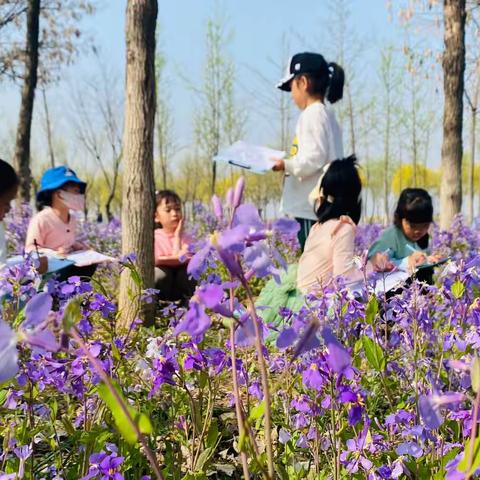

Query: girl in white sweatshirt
[{"left": 273, "top": 52, "right": 344, "bottom": 251}]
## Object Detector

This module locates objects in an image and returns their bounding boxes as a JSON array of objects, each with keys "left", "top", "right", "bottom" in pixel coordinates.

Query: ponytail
[{"left": 326, "top": 62, "right": 345, "bottom": 103}]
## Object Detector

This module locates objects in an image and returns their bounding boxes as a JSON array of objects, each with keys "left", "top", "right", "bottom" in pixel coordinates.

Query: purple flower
[
  {"left": 187, "top": 244, "right": 214, "bottom": 280},
  {"left": 395, "top": 441, "right": 423, "bottom": 458},
  {"left": 276, "top": 328, "right": 296, "bottom": 349},
  {"left": 14, "top": 444, "right": 32, "bottom": 479},
  {"left": 302, "top": 364, "right": 325, "bottom": 391},
  {"left": 321, "top": 327, "right": 351, "bottom": 373},
  {"left": 174, "top": 301, "right": 211, "bottom": 338},
  {"left": 271, "top": 218, "right": 300, "bottom": 237},
  {"left": 235, "top": 314, "right": 262, "bottom": 347},
  {"left": 248, "top": 381, "right": 263, "bottom": 400},
  {"left": 211, "top": 195, "right": 223, "bottom": 219},
  {"left": 278, "top": 428, "right": 291, "bottom": 444},
  {"left": 196, "top": 284, "right": 224, "bottom": 308},
  {"left": 0, "top": 320, "right": 18, "bottom": 382},
  {"left": 418, "top": 392, "right": 466, "bottom": 430},
  {"left": 81, "top": 450, "right": 124, "bottom": 480},
  {"left": 293, "top": 321, "right": 321, "bottom": 358},
  {"left": 232, "top": 176, "right": 245, "bottom": 208},
  {"left": 23, "top": 292, "right": 52, "bottom": 329}
]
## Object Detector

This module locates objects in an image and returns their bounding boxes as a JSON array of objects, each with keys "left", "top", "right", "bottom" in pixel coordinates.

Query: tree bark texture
[
  {"left": 118, "top": 0, "right": 157, "bottom": 329},
  {"left": 14, "top": 0, "right": 40, "bottom": 203},
  {"left": 439, "top": 0, "right": 466, "bottom": 229}
]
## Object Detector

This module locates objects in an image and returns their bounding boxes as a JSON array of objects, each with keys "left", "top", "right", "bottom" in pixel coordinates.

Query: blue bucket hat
[{"left": 37, "top": 166, "right": 86, "bottom": 200}]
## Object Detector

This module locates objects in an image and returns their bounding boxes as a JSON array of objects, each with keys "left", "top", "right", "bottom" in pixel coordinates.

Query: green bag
[{"left": 256, "top": 264, "right": 305, "bottom": 336}]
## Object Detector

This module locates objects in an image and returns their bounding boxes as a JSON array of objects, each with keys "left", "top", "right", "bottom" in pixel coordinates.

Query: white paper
[
  {"left": 348, "top": 270, "right": 411, "bottom": 295},
  {"left": 214, "top": 141, "right": 285, "bottom": 174},
  {"left": 65, "top": 250, "right": 115, "bottom": 267}
]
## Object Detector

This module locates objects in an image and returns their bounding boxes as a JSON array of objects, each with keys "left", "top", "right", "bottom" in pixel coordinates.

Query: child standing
[
  {"left": 272, "top": 52, "right": 345, "bottom": 251},
  {"left": 368, "top": 188, "right": 438, "bottom": 282},
  {"left": 154, "top": 190, "right": 195, "bottom": 303}
]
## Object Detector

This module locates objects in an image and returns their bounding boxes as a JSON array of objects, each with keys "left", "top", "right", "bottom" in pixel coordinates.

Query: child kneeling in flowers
[
  {"left": 368, "top": 188, "right": 439, "bottom": 284},
  {"left": 297, "top": 155, "right": 385, "bottom": 293},
  {"left": 258, "top": 156, "right": 385, "bottom": 327},
  {"left": 154, "top": 190, "right": 196, "bottom": 303}
]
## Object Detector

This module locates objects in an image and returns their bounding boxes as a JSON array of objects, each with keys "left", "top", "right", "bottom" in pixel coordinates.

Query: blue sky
[{"left": 0, "top": 0, "right": 443, "bottom": 170}]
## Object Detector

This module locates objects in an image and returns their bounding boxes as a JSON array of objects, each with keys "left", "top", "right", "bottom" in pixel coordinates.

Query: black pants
[
  {"left": 155, "top": 265, "right": 196, "bottom": 303},
  {"left": 54, "top": 264, "right": 97, "bottom": 282}
]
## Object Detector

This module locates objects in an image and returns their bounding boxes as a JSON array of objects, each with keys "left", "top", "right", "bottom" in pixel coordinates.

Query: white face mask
[{"left": 59, "top": 191, "right": 85, "bottom": 211}]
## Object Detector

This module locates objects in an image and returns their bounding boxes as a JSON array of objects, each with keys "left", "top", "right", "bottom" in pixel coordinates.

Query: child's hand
[
  {"left": 408, "top": 251, "right": 427, "bottom": 271},
  {"left": 73, "top": 242, "right": 87, "bottom": 251},
  {"left": 371, "top": 252, "right": 395, "bottom": 272},
  {"left": 174, "top": 219, "right": 184, "bottom": 237},
  {"left": 272, "top": 159, "right": 285, "bottom": 171},
  {"left": 173, "top": 219, "right": 184, "bottom": 255},
  {"left": 57, "top": 246, "right": 71, "bottom": 256},
  {"left": 427, "top": 254, "right": 441, "bottom": 264}
]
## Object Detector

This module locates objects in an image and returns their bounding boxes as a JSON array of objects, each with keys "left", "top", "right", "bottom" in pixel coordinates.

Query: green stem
[
  {"left": 70, "top": 328, "right": 164, "bottom": 480},
  {"left": 243, "top": 281, "right": 274, "bottom": 479}
]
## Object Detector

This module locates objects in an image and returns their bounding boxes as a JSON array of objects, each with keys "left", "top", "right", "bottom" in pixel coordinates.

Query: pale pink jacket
[{"left": 297, "top": 219, "right": 369, "bottom": 293}]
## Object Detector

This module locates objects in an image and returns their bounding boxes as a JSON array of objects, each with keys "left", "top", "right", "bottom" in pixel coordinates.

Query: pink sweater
[
  {"left": 297, "top": 219, "right": 367, "bottom": 293},
  {"left": 25, "top": 207, "right": 77, "bottom": 252},
  {"left": 154, "top": 228, "right": 191, "bottom": 261}
]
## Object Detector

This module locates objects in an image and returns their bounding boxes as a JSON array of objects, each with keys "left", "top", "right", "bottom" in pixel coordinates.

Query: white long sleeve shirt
[{"left": 281, "top": 101, "right": 343, "bottom": 220}]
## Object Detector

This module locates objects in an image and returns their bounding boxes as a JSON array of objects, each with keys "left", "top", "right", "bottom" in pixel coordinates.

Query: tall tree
[
  {"left": 379, "top": 47, "right": 397, "bottom": 224},
  {"left": 193, "top": 15, "right": 242, "bottom": 194},
  {"left": 13, "top": 0, "right": 39, "bottom": 202},
  {"left": 439, "top": 0, "right": 466, "bottom": 229},
  {"left": 0, "top": 0, "right": 95, "bottom": 202},
  {"left": 118, "top": 0, "right": 157, "bottom": 329}
]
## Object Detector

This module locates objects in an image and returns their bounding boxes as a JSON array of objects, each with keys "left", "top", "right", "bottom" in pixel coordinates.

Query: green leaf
[
  {"left": 206, "top": 419, "right": 219, "bottom": 449},
  {"left": 194, "top": 447, "right": 214, "bottom": 472},
  {"left": 472, "top": 356, "right": 480, "bottom": 393},
  {"left": 98, "top": 381, "right": 152, "bottom": 444},
  {"left": 457, "top": 436, "right": 480, "bottom": 474},
  {"left": 62, "top": 299, "right": 82, "bottom": 334},
  {"left": 248, "top": 400, "right": 265, "bottom": 422},
  {"left": 365, "top": 297, "right": 379, "bottom": 325},
  {"left": 362, "top": 335, "right": 386, "bottom": 372},
  {"left": 452, "top": 280, "right": 465, "bottom": 300}
]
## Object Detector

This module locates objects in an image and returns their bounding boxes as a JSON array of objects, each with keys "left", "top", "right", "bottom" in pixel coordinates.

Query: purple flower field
[{"left": 1, "top": 187, "right": 480, "bottom": 479}]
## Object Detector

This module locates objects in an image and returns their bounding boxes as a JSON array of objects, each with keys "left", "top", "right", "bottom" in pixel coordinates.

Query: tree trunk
[
  {"left": 14, "top": 0, "right": 40, "bottom": 203},
  {"left": 439, "top": 0, "right": 466, "bottom": 229},
  {"left": 118, "top": 0, "right": 157, "bottom": 330}
]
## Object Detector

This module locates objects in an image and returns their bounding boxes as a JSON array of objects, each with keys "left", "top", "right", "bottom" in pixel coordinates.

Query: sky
[{"left": 0, "top": 0, "right": 444, "bottom": 173}]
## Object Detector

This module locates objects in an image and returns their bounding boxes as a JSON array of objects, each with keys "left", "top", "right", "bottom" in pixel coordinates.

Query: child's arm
[
  {"left": 25, "top": 215, "right": 44, "bottom": 252},
  {"left": 155, "top": 256, "right": 186, "bottom": 267}
]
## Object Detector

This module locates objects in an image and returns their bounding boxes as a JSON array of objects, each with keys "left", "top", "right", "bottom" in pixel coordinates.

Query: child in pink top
[
  {"left": 297, "top": 156, "right": 387, "bottom": 293},
  {"left": 25, "top": 166, "right": 94, "bottom": 279},
  {"left": 154, "top": 190, "right": 195, "bottom": 302}
]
